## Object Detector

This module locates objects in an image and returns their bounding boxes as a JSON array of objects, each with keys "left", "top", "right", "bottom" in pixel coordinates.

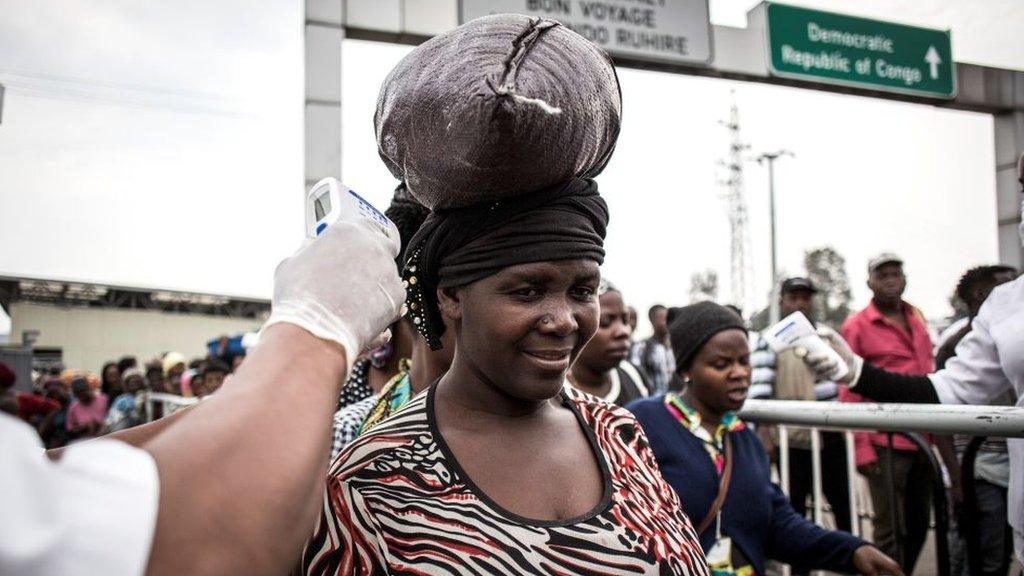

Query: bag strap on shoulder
[{"left": 696, "top": 434, "right": 734, "bottom": 535}]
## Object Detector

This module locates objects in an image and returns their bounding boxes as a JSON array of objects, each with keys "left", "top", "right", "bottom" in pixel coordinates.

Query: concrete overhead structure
[
  {"left": 1, "top": 276, "right": 268, "bottom": 374},
  {"left": 304, "top": 0, "right": 1024, "bottom": 268},
  {"left": 304, "top": 0, "right": 346, "bottom": 189}
]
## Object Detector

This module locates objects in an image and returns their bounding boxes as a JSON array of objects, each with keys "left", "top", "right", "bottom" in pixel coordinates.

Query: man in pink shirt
[
  {"left": 840, "top": 253, "right": 934, "bottom": 573},
  {"left": 66, "top": 376, "right": 109, "bottom": 441}
]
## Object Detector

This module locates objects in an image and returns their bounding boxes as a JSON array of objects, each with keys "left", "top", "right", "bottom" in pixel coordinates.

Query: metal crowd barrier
[
  {"left": 134, "top": 394, "right": 1024, "bottom": 573},
  {"left": 738, "top": 400, "right": 1024, "bottom": 576}
]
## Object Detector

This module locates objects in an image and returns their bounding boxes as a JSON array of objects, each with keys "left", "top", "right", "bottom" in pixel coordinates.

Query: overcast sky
[{"left": 1, "top": 0, "right": 1022, "bottom": 338}]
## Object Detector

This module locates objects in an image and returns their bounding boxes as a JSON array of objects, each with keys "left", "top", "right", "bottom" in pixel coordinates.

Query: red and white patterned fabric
[{"left": 302, "top": 385, "right": 709, "bottom": 575}]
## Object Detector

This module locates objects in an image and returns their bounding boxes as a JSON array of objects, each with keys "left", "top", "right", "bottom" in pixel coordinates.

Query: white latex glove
[
  {"left": 262, "top": 218, "right": 405, "bottom": 368},
  {"left": 801, "top": 326, "right": 863, "bottom": 386}
]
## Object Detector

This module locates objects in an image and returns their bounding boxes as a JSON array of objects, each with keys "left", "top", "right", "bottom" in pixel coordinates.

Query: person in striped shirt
[
  {"left": 302, "top": 179, "right": 709, "bottom": 576},
  {"left": 749, "top": 277, "right": 852, "bottom": 535}
]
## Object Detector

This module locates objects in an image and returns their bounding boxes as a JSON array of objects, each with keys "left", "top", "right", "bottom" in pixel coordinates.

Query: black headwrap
[
  {"left": 668, "top": 302, "right": 746, "bottom": 371},
  {"left": 403, "top": 178, "right": 609, "bottom": 349}
]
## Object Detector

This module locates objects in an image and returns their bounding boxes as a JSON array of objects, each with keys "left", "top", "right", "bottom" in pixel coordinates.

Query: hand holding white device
[
  {"left": 262, "top": 178, "right": 405, "bottom": 368},
  {"left": 763, "top": 311, "right": 849, "bottom": 381}
]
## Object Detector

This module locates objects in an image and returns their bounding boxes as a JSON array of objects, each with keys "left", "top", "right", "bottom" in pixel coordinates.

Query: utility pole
[
  {"left": 717, "top": 92, "right": 752, "bottom": 314},
  {"left": 752, "top": 150, "right": 794, "bottom": 325}
]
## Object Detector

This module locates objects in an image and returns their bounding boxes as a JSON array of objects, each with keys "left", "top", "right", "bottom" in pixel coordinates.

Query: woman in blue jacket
[{"left": 627, "top": 302, "right": 902, "bottom": 576}]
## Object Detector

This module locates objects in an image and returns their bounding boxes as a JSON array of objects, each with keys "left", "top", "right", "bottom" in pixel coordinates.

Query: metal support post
[
  {"left": 993, "top": 112, "right": 1023, "bottom": 270},
  {"left": 902, "top": 432, "right": 951, "bottom": 576},
  {"left": 305, "top": 0, "right": 345, "bottom": 188},
  {"left": 960, "top": 436, "right": 986, "bottom": 576},
  {"left": 752, "top": 150, "right": 793, "bottom": 324},
  {"left": 810, "top": 427, "right": 824, "bottom": 526},
  {"left": 768, "top": 158, "right": 779, "bottom": 324},
  {"left": 779, "top": 425, "right": 790, "bottom": 494},
  {"left": 885, "top": 432, "right": 902, "bottom": 567},
  {"left": 845, "top": 430, "right": 860, "bottom": 537},
  {"left": 778, "top": 424, "right": 792, "bottom": 576}
]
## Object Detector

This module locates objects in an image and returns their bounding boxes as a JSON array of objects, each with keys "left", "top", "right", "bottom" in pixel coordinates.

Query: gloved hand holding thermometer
[
  {"left": 801, "top": 326, "right": 864, "bottom": 386},
  {"left": 22, "top": 180, "right": 410, "bottom": 576},
  {"left": 263, "top": 178, "right": 405, "bottom": 368},
  {"left": 764, "top": 312, "right": 851, "bottom": 381}
]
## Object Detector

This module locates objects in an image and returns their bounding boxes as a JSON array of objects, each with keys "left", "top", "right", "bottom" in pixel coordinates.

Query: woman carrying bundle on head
[{"left": 301, "top": 13, "right": 708, "bottom": 576}]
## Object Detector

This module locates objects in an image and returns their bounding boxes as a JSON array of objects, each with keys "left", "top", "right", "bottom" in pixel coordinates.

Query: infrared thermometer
[
  {"left": 763, "top": 312, "right": 849, "bottom": 381},
  {"left": 305, "top": 177, "right": 400, "bottom": 245}
]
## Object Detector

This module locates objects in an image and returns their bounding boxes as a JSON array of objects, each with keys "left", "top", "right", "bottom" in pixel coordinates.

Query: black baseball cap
[{"left": 781, "top": 277, "right": 818, "bottom": 294}]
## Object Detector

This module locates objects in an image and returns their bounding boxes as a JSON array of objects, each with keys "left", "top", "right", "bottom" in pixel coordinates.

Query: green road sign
[{"left": 765, "top": 3, "right": 955, "bottom": 99}]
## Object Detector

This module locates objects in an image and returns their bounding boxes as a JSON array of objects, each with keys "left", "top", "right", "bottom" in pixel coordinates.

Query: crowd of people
[
  {"left": 321, "top": 184, "right": 1019, "bottom": 575},
  {"left": 3, "top": 178, "right": 1018, "bottom": 576},
  {"left": 3, "top": 182, "right": 1018, "bottom": 576},
  {"left": 8, "top": 253, "right": 1011, "bottom": 569},
  {"left": 5, "top": 13, "right": 1024, "bottom": 576},
  {"left": 1, "top": 344, "right": 243, "bottom": 449}
]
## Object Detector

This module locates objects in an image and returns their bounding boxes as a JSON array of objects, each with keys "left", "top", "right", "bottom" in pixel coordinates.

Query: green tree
[{"left": 803, "top": 246, "right": 853, "bottom": 329}]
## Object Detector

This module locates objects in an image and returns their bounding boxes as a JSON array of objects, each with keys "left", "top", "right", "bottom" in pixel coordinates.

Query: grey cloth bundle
[{"left": 374, "top": 14, "right": 622, "bottom": 210}]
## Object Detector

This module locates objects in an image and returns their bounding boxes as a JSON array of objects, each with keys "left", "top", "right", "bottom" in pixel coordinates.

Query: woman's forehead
[
  {"left": 491, "top": 260, "right": 600, "bottom": 283},
  {"left": 599, "top": 290, "right": 624, "bottom": 310},
  {"left": 701, "top": 329, "right": 750, "bottom": 354}
]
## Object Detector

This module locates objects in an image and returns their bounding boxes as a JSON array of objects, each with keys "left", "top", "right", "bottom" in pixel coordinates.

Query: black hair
[
  {"left": 117, "top": 356, "right": 138, "bottom": 374},
  {"left": 955, "top": 265, "right": 1017, "bottom": 309},
  {"left": 647, "top": 304, "right": 667, "bottom": 320},
  {"left": 388, "top": 185, "right": 435, "bottom": 333},
  {"left": 202, "top": 359, "right": 230, "bottom": 377},
  {"left": 0, "top": 394, "right": 17, "bottom": 415},
  {"left": 70, "top": 376, "right": 90, "bottom": 393},
  {"left": 666, "top": 306, "right": 681, "bottom": 326},
  {"left": 723, "top": 304, "right": 743, "bottom": 318},
  {"left": 385, "top": 184, "right": 431, "bottom": 272},
  {"left": 100, "top": 361, "right": 119, "bottom": 382},
  {"left": 0, "top": 361, "right": 15, "bottom": 390}
]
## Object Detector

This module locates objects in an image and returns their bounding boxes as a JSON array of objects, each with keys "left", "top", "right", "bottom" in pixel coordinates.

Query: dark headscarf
[
  {"left": 668, "top": 302, "right": 746, "bottom": 371},
  {"left": 403, "top": 178, "right": 609, "bottom": 349}
]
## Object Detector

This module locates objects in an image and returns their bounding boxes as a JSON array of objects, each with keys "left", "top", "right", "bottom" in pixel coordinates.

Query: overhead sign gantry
[{"left": 304, "top": 0, "right": 1024, "bottom": 268}]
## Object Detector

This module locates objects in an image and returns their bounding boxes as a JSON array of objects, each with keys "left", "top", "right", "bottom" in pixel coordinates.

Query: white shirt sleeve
[
  {"left": 929, "top": 301, "right": 1012, "bottom": 407},
  {"left": 0, "top": 413, "right": 160, "bottom": 576}
]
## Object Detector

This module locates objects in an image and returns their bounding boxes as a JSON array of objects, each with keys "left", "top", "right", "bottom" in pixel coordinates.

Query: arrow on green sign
[{"left": 924, "top": 46, "right": 941, "bottom": 80}]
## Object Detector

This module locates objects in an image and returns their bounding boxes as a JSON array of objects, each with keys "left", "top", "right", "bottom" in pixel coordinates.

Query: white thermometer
[{"left": 305, "top": 177, "right": 400, "bottom": 245}]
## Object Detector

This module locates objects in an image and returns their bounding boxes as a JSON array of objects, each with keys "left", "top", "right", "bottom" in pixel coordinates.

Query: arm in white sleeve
[
  {"left": 841, "top": 303, "right": 1012, "bottom": 406},
  {"left": 929, "top": 307, "right": 1013, "bottom": 406},
  {"left": 4, "top": 218, "right": 403, "bottom": 576},
  {"left": 0, "top": 414, "right": 159, "bottom": 576}
]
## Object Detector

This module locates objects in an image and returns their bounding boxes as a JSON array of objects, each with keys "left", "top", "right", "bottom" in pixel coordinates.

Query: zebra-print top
[{"left": 301, "top": 385, "right": 709, "bottom": 575}]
